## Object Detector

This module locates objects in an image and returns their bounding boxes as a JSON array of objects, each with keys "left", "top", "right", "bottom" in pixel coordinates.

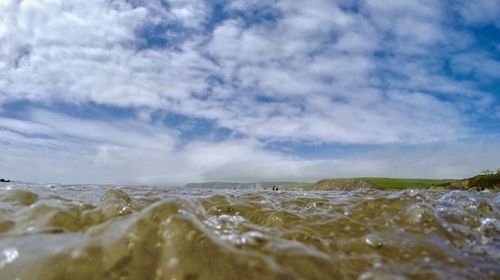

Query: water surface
[{"left": 0, "top": 183, "right": 498, "bottom": 279}]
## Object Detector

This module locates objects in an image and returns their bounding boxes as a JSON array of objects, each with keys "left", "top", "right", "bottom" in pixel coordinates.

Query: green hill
[
  {"left": 435, "top": 173, "right": 500, "bottom": 191},
  {"left": 309, "top": 177, "right": 452, "bottom": 190}
]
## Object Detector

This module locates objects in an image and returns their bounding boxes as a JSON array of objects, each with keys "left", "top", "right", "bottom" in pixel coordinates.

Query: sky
[{"left": 0, "top": 0, "right": 499, "bottom": 185}]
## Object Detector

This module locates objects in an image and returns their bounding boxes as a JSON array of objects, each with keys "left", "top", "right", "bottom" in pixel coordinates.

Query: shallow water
[{"left": 0, "top": 183, "right": 498, "bottom": 280}]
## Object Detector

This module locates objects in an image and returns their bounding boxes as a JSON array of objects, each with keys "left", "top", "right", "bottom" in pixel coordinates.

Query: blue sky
[{"left": 0, "top": 0, "right": 499, "bottom": 184}]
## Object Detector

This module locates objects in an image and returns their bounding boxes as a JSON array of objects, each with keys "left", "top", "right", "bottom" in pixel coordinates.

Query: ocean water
[{"left": 0, "top": 183, "right": 499, "bottom": 280}]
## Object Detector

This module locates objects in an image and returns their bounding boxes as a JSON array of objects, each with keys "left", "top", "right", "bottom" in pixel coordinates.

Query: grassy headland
[
  {"left": 309, "top": 177, "right": 452, "bottom": 190},
  {"left": 435, "top": 173, "right": 500, "bottom": 191}
]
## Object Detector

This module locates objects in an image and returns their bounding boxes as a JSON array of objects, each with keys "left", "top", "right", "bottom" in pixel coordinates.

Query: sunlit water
[{"left": 0, "top": 183, "right": 499, "bottom": 279}]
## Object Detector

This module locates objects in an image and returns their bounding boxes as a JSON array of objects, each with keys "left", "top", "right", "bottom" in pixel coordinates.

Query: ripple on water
[{"left": 0, "top": 185, "right": 498, "bottom": 279}]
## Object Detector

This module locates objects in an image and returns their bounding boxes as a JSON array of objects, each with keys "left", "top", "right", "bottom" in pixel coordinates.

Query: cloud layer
[
  {"left": 0, "top": 0, "right": 498, "bottom": 183},
  {"left": 1, "top": 108, "right": 499, "bottom": 184}
]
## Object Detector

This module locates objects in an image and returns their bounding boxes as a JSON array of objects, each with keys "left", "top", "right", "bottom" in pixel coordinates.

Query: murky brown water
[{"left": 0, "top": 183, "right": 498, "bottom": 279}]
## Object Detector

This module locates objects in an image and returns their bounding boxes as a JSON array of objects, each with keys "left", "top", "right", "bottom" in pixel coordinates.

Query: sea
[{"left": 0, "top": 182, "right": 498, "bottom": 279}]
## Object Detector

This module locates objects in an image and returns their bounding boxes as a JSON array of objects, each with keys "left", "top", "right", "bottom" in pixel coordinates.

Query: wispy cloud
[{"left": 1, "top": 108, "right": 499, "bottom": 184}]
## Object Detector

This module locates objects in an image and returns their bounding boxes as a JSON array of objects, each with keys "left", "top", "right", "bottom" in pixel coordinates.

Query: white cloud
[
  {"left": 0, "top": 109, "right": 498, "bottom": 184},
  {"left": 168, "top": 0, "right": 209, "bottom": 28},
  {"left": 363, "top": 0, "right": 443, "bottom": 46},
  {"left": 0, "top": 0, "right": 494, "bottom": 145},
  {"left": 455, "top": 0, "right": 500, "bottom": 27},
  {"left": 450, "top": 52, "right": 500, "bottom": 80},
  {"left": 0, "top": 0, "right": 498, "bottom": 185}
]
